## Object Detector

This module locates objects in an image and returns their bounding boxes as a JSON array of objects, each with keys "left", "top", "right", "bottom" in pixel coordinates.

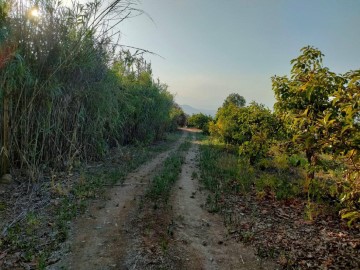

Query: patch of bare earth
[{"left": 50, "top": 133, "right": 186, "bottom": 270}]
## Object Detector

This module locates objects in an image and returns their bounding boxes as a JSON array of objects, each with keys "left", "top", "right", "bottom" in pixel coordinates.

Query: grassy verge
[
  {"left": 198, "top": 136, "right": 360, "bottom": 269},
  {"left": 147, "top": 136, "right": 191, "bottom": 202},
  {"left": 198, "top": 137, "right": 347, "bottom": 213},
  {"left": 0, "top": 131, "right": 183, "bottom": 269}
]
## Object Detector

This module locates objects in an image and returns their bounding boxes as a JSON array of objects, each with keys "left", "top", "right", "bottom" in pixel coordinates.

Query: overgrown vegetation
[
  {"left": 199, "top": 137, "right": 359, "bottom": 268},
  {"left": 197, "top": 46, "right": 359, "bottom": 269},
  {"left": 0, "top": 0, "right": 180, "bottom": 178},
  {"left": 0, "top": 132, "right": 182, "bottom": 269},
  {"left": 204, "top": 46, "right": 359, "bottom": 225}
]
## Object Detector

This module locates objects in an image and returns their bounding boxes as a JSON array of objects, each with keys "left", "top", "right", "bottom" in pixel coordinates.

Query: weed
[
  {"left": 257, "top": 245, "right": 277, "bottom": 258},
  {"left": 206, "top": 194, "right": 220, "bottom": 213},
  {"left": 148, "top": 139, "right": 190, "bottom": 202},
  {"left": 37, "top": 252, "right": 47, "bottom": 270},
  {"left": 0, "top": 201, "right": 6, "bottom": 211},
  {"left": 160, "top": 237, "right": 168, "bottom": 251},
  {"left": 148, "top": 156, "right": 183, "bottom": 200},
  {"left": 191, "top": 171, "right": 198, "bottom": 179},
  {"left": 304, "top": 199, "right": 315, "bottom": 221},
  {"left": 239, "top": 231, "right": 254, "bottom": 244},
  {"left": 25, "top": 212, "right": 40, "bottom": 235}
]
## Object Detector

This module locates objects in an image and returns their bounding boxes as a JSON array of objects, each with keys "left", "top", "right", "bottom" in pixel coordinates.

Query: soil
[
  {"left": 2, "top": 129, "right": 358, "bottom": 269},
  {"left": 169, "top": 134, "right": 275, "bottom": 270},
  {"left": 50, "top": 132, "right": 187, "bottom": 270},
  {"left": 51, "top": 130, "right": 274, "bottom": 269}
]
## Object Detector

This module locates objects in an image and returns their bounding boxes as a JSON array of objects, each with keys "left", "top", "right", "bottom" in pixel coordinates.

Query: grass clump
[
  {"left": 148, "top": 153, "right": 184, "bottom": 201},
  {"left": 148, "top": 137, "right": 191, "bottom": 202}
]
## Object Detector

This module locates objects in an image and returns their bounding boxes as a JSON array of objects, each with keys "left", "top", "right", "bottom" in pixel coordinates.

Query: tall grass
[{"left": 0, "top": 0, "right": 177, "bottom": 177}]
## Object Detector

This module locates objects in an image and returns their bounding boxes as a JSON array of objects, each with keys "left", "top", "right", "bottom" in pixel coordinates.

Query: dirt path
[
  {"left": 51, "top": 131, "right": 276, "bottom": 270},
  {"left": 170, "top": 134, "right": 276, "bottom": 270},
  {"left": 51, "top": 133, "right": 186, "bottom": 270}
]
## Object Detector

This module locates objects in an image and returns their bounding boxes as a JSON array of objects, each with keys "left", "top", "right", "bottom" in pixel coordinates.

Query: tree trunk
[{"left": 304, "top": 149, "right": 316, "bottom": 193}]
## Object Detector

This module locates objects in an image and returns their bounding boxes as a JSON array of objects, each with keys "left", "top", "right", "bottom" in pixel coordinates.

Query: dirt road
[
  {"left": 51, "top": 130, "right": 274, "bottom": 269},
  {"left": 170, "top": 134, "right": 275, "bottom": 269},
  {"left": 51, "top": 133, "right": 186, "bottom": 270}
]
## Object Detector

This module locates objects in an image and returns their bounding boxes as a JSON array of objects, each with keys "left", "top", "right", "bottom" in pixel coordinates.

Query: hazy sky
[{"left": 120, "top": 0, "right": 360, "bottom": 110}]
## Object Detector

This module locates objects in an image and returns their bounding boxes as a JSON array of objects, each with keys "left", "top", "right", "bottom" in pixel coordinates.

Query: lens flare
[{"left": 30, "top": 8, "right": 40, "bottom": 18}]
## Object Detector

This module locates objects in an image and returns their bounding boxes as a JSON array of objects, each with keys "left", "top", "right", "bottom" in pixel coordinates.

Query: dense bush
[
  {"left": 169, "top": 104, "right": 187, "bottom": 131},
  {"left": 187, "top": 113, "right": 212, "bottom": 134},
  {"left": 210, "top": 100, "right": 281, "bottom": 164},
  {"left": 0, "top": 0, "right": 177, "bottom": 177}
]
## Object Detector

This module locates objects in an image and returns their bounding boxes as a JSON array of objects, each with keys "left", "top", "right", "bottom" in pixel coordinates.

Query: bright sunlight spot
[{"left": 30, "top": 8, "right": 40, "bottom": 18}]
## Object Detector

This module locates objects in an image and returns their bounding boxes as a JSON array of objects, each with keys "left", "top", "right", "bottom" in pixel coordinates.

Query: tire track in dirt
[
  {"left": 50, "top": 133, "right": 186, "bottom": 270},
  {"left": 170, "top": 134, "right": 276, "bottom": 270}
]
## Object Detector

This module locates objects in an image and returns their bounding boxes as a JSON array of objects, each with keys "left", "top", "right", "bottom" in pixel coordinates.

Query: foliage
[
  {"left": 210, "top": 101, "right": 280, "bottom": 164},
  {"left": 0, "top": 0, "right": 176, "bottom": 176},
  {"left": 272, "top": 46, "right": 344, "bottom": 179},
  {"left": 272, "top": 46, "right": 360, "bottom": 223},
  {"left": 222, "top": 93, "right": 246, "bottom": 108},
  {"left": 325, "top": 70, "right": 360, "bottom": 224},
  {"left": 187, "top": 113, "right": 213, "bottom": 134},
  {"left": 169, "top": 104, "right": 187, "bottom": 131}
]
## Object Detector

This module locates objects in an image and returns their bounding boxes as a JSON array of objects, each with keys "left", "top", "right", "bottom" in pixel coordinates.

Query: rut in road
[
  {"left": 51, "top": 133, "right": 186, "bottom": 270},
  {"left": 170, "top": 134, "right": 276, "bottom": 270}
]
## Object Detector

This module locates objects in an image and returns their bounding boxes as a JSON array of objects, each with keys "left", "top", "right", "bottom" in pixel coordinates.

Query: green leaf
[{"left": 341, "top": 125, "right": 351, "bottom": 135}]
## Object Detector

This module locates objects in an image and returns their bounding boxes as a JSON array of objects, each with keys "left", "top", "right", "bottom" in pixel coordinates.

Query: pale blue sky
[{"left": 120, "top": 0, "right": 360, "bottom": 110}]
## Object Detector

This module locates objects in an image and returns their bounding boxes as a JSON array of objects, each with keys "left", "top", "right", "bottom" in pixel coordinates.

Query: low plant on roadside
[{"left": 148, "top": 138, "right": 191, "bottom": 202}]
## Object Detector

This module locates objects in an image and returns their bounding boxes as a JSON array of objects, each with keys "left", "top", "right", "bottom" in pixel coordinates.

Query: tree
[
  {"left": 222, "top": 93, "right": 246, "bottom": 108},
  {"left": 187, "top": 113, "right": 213, "bottom": 134},
  {"left": 169, "top": 104, "right": 187, "bottom": 130},
  {"left": 272, "top": 46, "right": 343, "bottom": 182},
  {"left": 210, "top": 101, "right": 279, "bottom": 164},
  {"left": 323, "top": 70, "right": 360, "bottom": 224}
]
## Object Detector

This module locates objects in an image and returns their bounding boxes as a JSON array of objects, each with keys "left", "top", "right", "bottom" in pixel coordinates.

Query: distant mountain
[{"left": 180, "top": 104, "right": 216, "bottom": 117}]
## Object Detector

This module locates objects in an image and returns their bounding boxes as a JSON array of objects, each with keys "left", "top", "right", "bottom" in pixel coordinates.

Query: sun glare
[{"left": 30, "top": 8, "right": 40, "bottom": 18}]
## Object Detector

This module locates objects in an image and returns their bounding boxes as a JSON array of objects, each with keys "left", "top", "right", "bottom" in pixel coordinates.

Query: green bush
[
  {"left": 211, "top": 101, "right": 281, "bottom": 164},
  {"left": 187, "top": 113, "right": 213, "bottom": 134}
]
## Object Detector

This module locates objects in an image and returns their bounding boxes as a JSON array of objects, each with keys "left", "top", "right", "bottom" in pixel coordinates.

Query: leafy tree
[
  {"left": 272, "top": 46, "right": 343, "bottom": 181},
  {"left": 222, "top": 93, "right": 246, "bottom": 108},
  {"left": 169, "top": 104, "right": 187, "bottom": 130},
  {"left": 210, "top": 103, "right": 245, "bottom": 144},
  {"left": 210, "top": 101, "right": 280, "bottom": 164},
  {"left": 322, "top": 70, "right": 360, "bottom": 224},
  {"left": 272, "top": 46, "right": 360, "bottom": 223},
  {"left": 187, "top": 113, "right": 213, "bottom": 134},
  {"left": 237, "top": 102, "right": 280, "bottom": 164}
]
